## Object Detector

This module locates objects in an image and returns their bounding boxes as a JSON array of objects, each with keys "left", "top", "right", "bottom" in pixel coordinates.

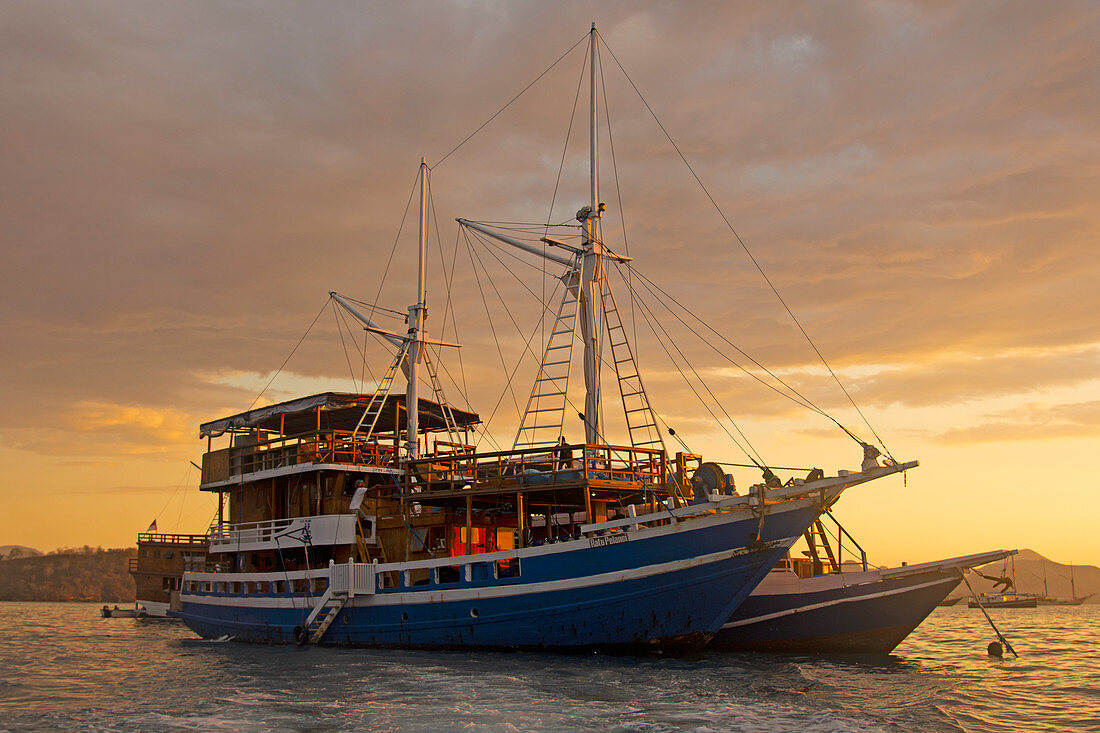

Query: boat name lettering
[{"left": 588, "top": 533, "right": 629, "bottom": 548}]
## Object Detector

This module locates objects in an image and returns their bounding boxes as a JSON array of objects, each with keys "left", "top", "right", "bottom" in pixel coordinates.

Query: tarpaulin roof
[{"left": 198, "top": 392, "right": 479, "bottom": 439}]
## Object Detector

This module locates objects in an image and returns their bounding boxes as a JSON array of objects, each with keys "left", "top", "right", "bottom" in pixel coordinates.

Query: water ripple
[{"left": 1, "top": 603, "right": 1098, "bottom": 732}]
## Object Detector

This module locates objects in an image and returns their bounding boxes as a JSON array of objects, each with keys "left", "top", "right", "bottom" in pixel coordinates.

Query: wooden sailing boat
[
  {"left": 710, "top": 512, "right": 1013, "bottom": 653},
  {"left": 1037, "top": 562, "right": 1095, "bottom": 605},
  {"left": 172, "top": 24, "right": 915, "bottom": 650}
]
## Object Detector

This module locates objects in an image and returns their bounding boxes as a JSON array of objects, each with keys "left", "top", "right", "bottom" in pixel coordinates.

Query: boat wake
[{"left": 181, "top": 634, "right": 234, "bottom": 644}]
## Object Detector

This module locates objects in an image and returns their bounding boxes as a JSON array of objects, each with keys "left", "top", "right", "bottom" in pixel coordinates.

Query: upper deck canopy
[{"left": 198, "top": 392, "right": 479, "bottom": 439}]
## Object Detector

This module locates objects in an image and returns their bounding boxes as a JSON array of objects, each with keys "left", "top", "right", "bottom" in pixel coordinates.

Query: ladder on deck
[
  {"left": 803, "top": 519, "right": 840, "bottom": 574},
  {"left": 422, "top": 349, "right": 464, "bottom": 449},
  {"left": 514, "top": 260, "right": 582, "bottom": 450},
  {"left": 352, "top": 341, "right": 410, "bottom": 443},
  {"left": 600, "top": 273, "right": 666, "bottom": 454}
]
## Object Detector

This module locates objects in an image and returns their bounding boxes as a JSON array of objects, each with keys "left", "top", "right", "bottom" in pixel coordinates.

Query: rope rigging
[
  {"left": 246, "top": 298, "right": 330, "bottom": 411},
  {"left": 311, "top": 26, "right": 898, "bottom": 474},
  {"left": 367, "top": 169, "right": 422, "bottom": 325},
  {"left": 617, "top": 264, "right": 766, "bottom": 468},
  {"left": 331, "top": 298, "right": 362, "bottom": 393},
  {"left": 545, "top": 39, "right": 590, "bottom": 234},
  {"left": 431, "top": 32, "right": 589, "bottom": 170},
  {"left": 597, "top": 35, "right": 892, "bottom": 460}
]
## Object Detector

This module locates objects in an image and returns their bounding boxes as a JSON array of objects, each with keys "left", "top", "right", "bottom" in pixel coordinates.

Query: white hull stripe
[
  {"left": 184, "top": 536, "right": 799, "bottom": 610},
  {"left": 720, "top": 576, "right": 956, "bottom": 630}
]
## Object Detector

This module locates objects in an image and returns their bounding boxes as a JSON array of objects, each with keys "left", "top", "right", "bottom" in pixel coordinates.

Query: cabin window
[
  {"left": 495, "top": 558, "right": 520, "bottom": 579},
  {"left": 164, "top": 551, "right": 174, "bottom": 559},
  {"left": 470, "top": 562, "right": 491, "bottom": 581},
  {"left": 215, "top": 582, "right": 226, "bottom": 594},
  {"left": 378, "top": 570, "right": 400, "bottom": 590},
  {"left": 230, "top": 582, "right": 240, "bottom": 594},
  {"left": 406, "top": 568, "right": 429, "bottom": 586},
  {"left": 436, "top": 565, "right": 461, "bottom": 585}
]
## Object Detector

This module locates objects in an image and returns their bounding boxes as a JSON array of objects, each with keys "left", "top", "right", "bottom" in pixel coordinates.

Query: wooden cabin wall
[{"left": 133, "top": 542, "right": 199, "bottom": 603}]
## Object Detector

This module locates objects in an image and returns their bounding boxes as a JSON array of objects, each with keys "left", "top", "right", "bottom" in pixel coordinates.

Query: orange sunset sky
[{"left": 2, "top": 2, "right": 1098, "bottom": 567}]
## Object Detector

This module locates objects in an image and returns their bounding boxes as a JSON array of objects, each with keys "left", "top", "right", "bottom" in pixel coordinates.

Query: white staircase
[{"left": 302, "top": 586, "right": 348, "bottom": 644}]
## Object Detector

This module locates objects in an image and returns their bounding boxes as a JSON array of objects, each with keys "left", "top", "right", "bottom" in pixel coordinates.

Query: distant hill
[
  {"left": 944, "top": 549, "right": 1099, "bottom": 603},
  {"left": 0, "top": 547, "right": 135, "bottom": 602},
  {"left": 0, "top": 545, "right": 42, "bottom": 560}
]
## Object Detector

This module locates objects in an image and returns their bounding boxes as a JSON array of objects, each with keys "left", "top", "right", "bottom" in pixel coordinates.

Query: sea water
[{"left": 1, "top": 602, "right": 1097, "bottom": 732}]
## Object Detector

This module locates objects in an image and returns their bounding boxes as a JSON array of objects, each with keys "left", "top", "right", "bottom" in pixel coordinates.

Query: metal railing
[
  {"left": 207, "top": 514, "right": 356, "bottom": 553},
  {"left": 136, "top": 532, "right": 209, "bottom": 546}
]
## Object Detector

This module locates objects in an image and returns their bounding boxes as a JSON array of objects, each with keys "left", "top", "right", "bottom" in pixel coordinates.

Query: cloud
[
  {"left": 1, "top": 2, "right": 1099, "bottom": 558},
  {"left": 849, "top": 346, "right": 1100, "bottom": 409},
  {"left": 932, "top": 399, "right": 1100, "bottom": 444}
]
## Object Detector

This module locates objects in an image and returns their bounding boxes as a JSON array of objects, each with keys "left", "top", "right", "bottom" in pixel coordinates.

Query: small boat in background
[
  {"left": 968, "top": 554, "right": 1038, "bottom": 608},
  {"left": 968, "top": 593, "right": 1038, "bottom": 609},
  {"left": 1036, "top": 562, "right": 1095, "bottom": 605},
  {"left": 101, "top": 604, "right": 144, "bottom": 618}
]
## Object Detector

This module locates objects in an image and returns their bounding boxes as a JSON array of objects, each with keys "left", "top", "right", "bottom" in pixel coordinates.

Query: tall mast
[
  {"left": 578, "top": 22, "right": 603, "bottom": 444},
  {"left": 590, "top": 22, "right": 599, "bottom": 230},
  {"left": 405, "top": 157, "right": 428, "bottom": 460}
]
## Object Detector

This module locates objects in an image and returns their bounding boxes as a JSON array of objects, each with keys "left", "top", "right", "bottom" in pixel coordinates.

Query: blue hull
[
  {"left": 177, "top": 502, "right": 822, "bottom": 651},
  {"left": 712, "top": 568, "right": 960, "bottom": 654}
]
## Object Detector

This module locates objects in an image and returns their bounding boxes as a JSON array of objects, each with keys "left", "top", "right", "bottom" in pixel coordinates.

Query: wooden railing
[
  {"left": 202, "top": 430, "right": 401, "bottom": 484},
  {"left": 404, "top": 443, "right": 666, "bottom": 495}
]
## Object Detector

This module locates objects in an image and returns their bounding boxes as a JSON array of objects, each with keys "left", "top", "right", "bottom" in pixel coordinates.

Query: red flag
[{"left": 146, "top": 519, "right": 157, "bottom": 533}]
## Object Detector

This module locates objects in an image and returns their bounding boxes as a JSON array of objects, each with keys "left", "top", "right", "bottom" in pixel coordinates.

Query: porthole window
[{"left": 470, "top": 608, "right": 480, "bottom": 618}]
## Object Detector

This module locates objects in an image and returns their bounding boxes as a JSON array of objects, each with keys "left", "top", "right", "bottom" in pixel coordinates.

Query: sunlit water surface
[{"left": 2, "top": 602, "right": 1097, "bottom": 731}]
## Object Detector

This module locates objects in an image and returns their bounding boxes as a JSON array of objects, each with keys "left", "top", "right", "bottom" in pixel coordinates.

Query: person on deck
[{"left": 555, "top": 436, "right": 572, "bottom": 471}]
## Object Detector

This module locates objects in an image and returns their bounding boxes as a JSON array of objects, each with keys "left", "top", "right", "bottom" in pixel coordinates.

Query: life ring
[{"left": 293, "top": 624, "right": 309, "bottom": 645}]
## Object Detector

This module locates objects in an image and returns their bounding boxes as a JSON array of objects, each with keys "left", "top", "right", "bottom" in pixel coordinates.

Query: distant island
[
  {"left": 0, "top": 546, "right": 135, "bottom": 602},
  {"left": 0, "top": 545, "right": 42, "bottom": 560}
]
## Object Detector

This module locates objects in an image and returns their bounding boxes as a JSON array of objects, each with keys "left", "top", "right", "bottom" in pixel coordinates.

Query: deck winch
[{"left": 690, "top": 462, "right": 735, "bottom": 504}]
